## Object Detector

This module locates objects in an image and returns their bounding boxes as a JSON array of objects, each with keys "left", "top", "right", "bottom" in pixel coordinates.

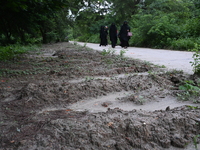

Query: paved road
[{"left": 71, "top": 41, "right": 194, "bottom": 74}]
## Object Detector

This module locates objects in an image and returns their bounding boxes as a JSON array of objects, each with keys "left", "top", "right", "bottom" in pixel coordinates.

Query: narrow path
[{"left": 71, "top": 41, "right": 194, "bottom": 74}]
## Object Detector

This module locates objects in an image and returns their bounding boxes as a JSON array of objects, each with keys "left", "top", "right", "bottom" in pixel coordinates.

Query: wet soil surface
[{"left": 0, "top": 42, "right": 200, "bottom": 150}]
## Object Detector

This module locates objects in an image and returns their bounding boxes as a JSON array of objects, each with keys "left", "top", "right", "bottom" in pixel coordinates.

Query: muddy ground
[{"left": 0, "top": 42, "right": 200, "bottom": 150}]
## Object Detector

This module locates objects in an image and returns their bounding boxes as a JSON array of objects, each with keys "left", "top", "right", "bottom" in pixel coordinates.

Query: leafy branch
[{"left": 190, "top": 44, "right": 200, "bottom": 75}]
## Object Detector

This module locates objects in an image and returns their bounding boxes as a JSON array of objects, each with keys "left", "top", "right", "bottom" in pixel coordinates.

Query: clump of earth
[{"left": 0, "top": 42, "right": 200, "bottom": 150}]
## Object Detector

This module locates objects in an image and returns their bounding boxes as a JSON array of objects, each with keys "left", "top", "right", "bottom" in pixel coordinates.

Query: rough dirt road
[
  {"left": 1, "top": 42, "right": 200, "bottom": 150},
  {"left": 72, "top": 42, "right": 194, "bottom": 75}
]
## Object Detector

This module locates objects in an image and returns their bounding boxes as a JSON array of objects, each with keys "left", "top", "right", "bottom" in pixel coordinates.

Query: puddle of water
[
  {"left": 67, "top": 91, "right": 200, "bottom": 149},
  {"left": 68, "top": 91, "right": 200, "bottom": 113},
  {"left": 38, "top": 90, "right": 200, "bottom": 150}
]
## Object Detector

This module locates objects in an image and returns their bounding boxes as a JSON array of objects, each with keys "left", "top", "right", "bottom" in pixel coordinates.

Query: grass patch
[
  {"left": 177, "top": 80, "right": 200, "bottom": 103},
  {"left": 0, "top": 44, "right": 39, "bottom": 61}
]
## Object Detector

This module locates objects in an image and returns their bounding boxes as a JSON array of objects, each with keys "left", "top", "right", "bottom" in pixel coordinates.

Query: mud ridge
[{"left": 0, "top": 42, "right": 200, "bottom": 150}]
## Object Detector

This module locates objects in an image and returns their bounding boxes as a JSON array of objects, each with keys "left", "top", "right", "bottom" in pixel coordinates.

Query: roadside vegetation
[
  {"left": 1, "top": 0, "right": 200, "bottom": 50},
  {"left": 0, "top": 44, "right": 39, "bottom": 61},
  {"left": 190, "top": 44, "right": 200, "bottom": 75},
  {"left": 71, "top": 0, "right": 200, "bottom": 51}
]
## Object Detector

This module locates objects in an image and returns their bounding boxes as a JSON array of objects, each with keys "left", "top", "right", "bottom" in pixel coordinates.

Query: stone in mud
[{"left": 102, "top": 102, "right": 111, "bottom": 107}]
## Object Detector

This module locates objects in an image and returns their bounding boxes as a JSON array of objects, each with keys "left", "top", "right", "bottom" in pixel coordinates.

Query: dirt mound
[
  {"left": 0, "top": 42, "right": 200, "bottom": 150},
  {"left": 1, "top": 107, "right": 200, "bottom": 150}
]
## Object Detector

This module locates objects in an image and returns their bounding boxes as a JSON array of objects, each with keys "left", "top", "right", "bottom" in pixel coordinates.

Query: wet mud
[{"left": 0, "top": 42, "right": 200, "bottom": 150}]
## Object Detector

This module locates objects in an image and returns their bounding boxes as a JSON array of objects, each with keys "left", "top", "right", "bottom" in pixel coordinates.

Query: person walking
[
  {"left": 118, "top": 21, "right": 131, "bottom": 48},
  {"left": 99, "top": 25, "right": 104, "bottom": 46},
  {"left": 104, "top": 26, "right": 108, "bottom": 46},
  {"left": 99, "top": 25, "right": 108, "bottom": 46},
  {"left": 109, "top": 23, "right": 118, "bottom": 48}
]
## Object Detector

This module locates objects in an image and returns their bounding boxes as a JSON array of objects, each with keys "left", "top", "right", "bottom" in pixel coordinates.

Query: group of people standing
[{"left": 99, "top": 21, "right": 131, "bottom": 49}]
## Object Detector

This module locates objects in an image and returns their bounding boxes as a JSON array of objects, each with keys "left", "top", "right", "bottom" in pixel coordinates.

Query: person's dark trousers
[
  {"left": 121, "top": 40, "right": 129, "bottom": 48},
  {"left": 111, "top": 40, "right": 117, "bottom": 48}
]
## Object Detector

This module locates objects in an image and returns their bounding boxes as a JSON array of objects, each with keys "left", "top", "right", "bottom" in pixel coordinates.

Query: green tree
[
  {"left": 129, "top": 0, "right": 195, "bottom": 48},
  {"left": 109, "top": 0, "right": 143, "bottom": 21},
  {"left": 0, "top": 0, "right": 70, "bottom": 44}
]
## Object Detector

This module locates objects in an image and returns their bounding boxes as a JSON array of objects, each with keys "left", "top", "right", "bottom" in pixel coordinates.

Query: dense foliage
[
  {"left": 1, "top": 0, "right": 200, "bottom": 50},
  {"left": 0, "top": 0, "right": 71, "bottom": 44},
  {"left": 72, "top": 0, "right": 200, "bottom": 50},
  {"left": 129, "top": 0, "right": 200, "bottom": 49}
]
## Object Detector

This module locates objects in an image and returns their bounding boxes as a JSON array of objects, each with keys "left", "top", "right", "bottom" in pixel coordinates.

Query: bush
[
  {"left": 77, "top": 34, "right": 90, "bottom": 42},
  {"left": 190, "top": 43, "right": 200, "bottom": 75},
  {"left": 0, "top": 44, "right": 39, "bottom": 61},
  {"left": 130, "top": 13, "right": 181, "bottom": 48},
  {"left": 170, "top": 37, "right": 200, "bottom": 50},
  {"left": 170, "top": 38, "right": 195, "bottom": 50},
  {"left": 87, "top": 34, "right": 100, "bottom": 43}
]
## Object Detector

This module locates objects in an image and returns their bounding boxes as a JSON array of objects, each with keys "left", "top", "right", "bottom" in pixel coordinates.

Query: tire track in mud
[{"left": 1, "top": 72, "right": 178, "bottom": 110}]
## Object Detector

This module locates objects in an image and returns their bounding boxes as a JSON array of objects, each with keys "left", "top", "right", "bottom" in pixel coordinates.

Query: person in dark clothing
[
  {"left": 109, "top": 23, "right": 118, "bottom": 48},
  {"left": 104, "top": 26, "right": 108, "bottom": 46},
  {"left": 99, "top": 25, "right": 104, "bottom": 46},
  {"left": 99, "top": 25, "right": 108, "bottom": 46},
  {"left": 118, "top": 21, "right": 131, "bottom": 48}
]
